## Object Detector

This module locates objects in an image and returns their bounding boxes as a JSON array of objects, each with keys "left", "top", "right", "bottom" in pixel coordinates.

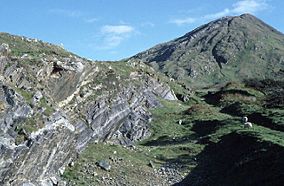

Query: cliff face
[{"left": 0, "top": 35, "right": 176, "bottom": 185}]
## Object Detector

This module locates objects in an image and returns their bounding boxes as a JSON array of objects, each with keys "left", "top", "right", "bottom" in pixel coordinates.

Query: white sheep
[{"left": 242, "top": 116, "right": 253, "bottom": 128}]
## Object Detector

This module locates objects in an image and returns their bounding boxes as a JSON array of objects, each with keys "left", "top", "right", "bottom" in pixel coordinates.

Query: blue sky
[{"left": 0, "top": 0, "right": 283, "bottom": 61}]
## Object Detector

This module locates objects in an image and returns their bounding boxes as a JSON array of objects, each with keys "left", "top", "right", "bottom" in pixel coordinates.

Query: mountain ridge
[
  {"left": 0, "top": 13, "right": 283, "bottom": 186},
  {"left": 131, "top": 13, "right": 284, "bottom": 88}
]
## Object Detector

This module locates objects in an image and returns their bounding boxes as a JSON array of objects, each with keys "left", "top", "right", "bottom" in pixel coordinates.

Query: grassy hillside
[
  {"left": 132, "top": 14, "right": 284, "bottom": 88},
  {"left": 0, "top": 32, "right": 73, "bottom": 57},
  {"left": 63, "top": 79, "right": 284, "bottom": 185}
]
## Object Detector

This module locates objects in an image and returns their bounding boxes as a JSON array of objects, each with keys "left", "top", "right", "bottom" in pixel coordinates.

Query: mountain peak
[
  {"left": 239, "top": 13, "right": 256, "bottom": 18},
  {"left": 131, "top": 14, "right": 284, "bottom": 88}
]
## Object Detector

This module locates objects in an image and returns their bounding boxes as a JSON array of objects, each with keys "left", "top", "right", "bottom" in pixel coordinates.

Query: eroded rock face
[
  {"left": 0, "top": 39, "right": 177, "bottom": 185},
  {"left": 0, "top": 43, "right": 10, "bottom": 56},
  {"left": 0, "top": 83, "right": 75, "bottom": 185}
]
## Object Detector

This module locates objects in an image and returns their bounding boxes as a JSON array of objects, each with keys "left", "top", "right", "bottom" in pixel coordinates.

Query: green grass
[
  {"left": 39, "top": 97, "right": 54, "bottom": 116},
  {"left": 138, "top": 99, "right": 231, "bottom": 171},
  {"left": 63, "top": 143, "right": 157, "bottom": 185},
  {"left": 15, "top": 115, "right": 44, "bottom": 134},
  {"left": 238, "top": 125, "right": 284, "bottom": 147},
  {"left": 63, "top": 80, "right": 284, "bottom": 185},
  {"left": 63, "top": 99, "right": 208, "bottom": 185},
  {"left": 15, "top": 87, "right": 33, "bottom": 104},
  {"left": 143, "top": 82, "right": 284, "bottom": 173},
  {"left": 146, "top": 99, "right": 188, "bottom": 139},
  {"left": 0, "top": 32, "right": 72, "bottom": 57},
  {"left": 105, "top": 61, "right": 134, "bottom": 78}
]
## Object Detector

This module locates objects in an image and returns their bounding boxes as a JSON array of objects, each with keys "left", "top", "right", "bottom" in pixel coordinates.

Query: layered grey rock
[{"left": 0, "top": 40, "right": 177, "bottom": 185}]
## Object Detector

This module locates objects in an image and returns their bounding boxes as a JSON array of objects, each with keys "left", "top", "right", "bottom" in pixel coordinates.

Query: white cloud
[
  {"left": 232, "top": 0, "right": 268, "bottom": 14},
  {"left": 101, "top": 25, "right": 134, "bottom": 35},
  {"left": 204, "top": 8, "right": 230, "bottom": 20},
  {"left": 85, "top": 18, "right": 99, "bottom": 23},
  {"left": 171, "top": 0, "right": 269, "bottom": 26},
  {"left": 99, "top": 25, "right": 135, "bottom": 49},
  {"left": 49, "top": 9, "right": 83, "bottom": 18},
  {"left": 170, "top": 17, "right": 196, "bottom": 26},
  {"left": 205, "top": 0, "right": 268, "bottom": 20},
  {"left": 103, "top": 35, "right": 124, "bottom": 48},
  {"left": 49, "top": 9, "right": 100, "bottom": 24},
  {"left": 141, "top": 22, "right": 155, "bottom": 28}
]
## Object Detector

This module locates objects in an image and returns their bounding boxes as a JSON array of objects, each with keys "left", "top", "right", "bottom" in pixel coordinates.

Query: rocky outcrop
[
  {"left": 0, "top": 81, "right": 75, "bottom": 185},
  {"left": 0, "top": 43, "right": 10, "bottom": 56},
  {"left": 0, "top": 40, "right": 177, "bottom": 185}
]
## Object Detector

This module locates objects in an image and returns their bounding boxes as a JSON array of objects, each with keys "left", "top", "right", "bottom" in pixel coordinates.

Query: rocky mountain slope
[
  {"left": 0, "top": 33, "right": 177, "bottom": 185},
  {"left": 0, "top": 13, "right": 284, "bottom": 186},
  {"left": 132, "top": 14, "right": 284, "bottom": 88}
]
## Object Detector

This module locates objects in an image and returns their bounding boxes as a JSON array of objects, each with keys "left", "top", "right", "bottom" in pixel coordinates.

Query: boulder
[
  {"left": 0, "top": 43, "right": 10, "bottom": 56},
  {"left": 97, "top": 160, "right": 111, "bottom": 171}
]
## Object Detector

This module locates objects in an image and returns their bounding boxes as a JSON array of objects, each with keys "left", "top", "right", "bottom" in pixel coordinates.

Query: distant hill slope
[{"left": 131, "top": 14, "right": 284, "bottom": 88}]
